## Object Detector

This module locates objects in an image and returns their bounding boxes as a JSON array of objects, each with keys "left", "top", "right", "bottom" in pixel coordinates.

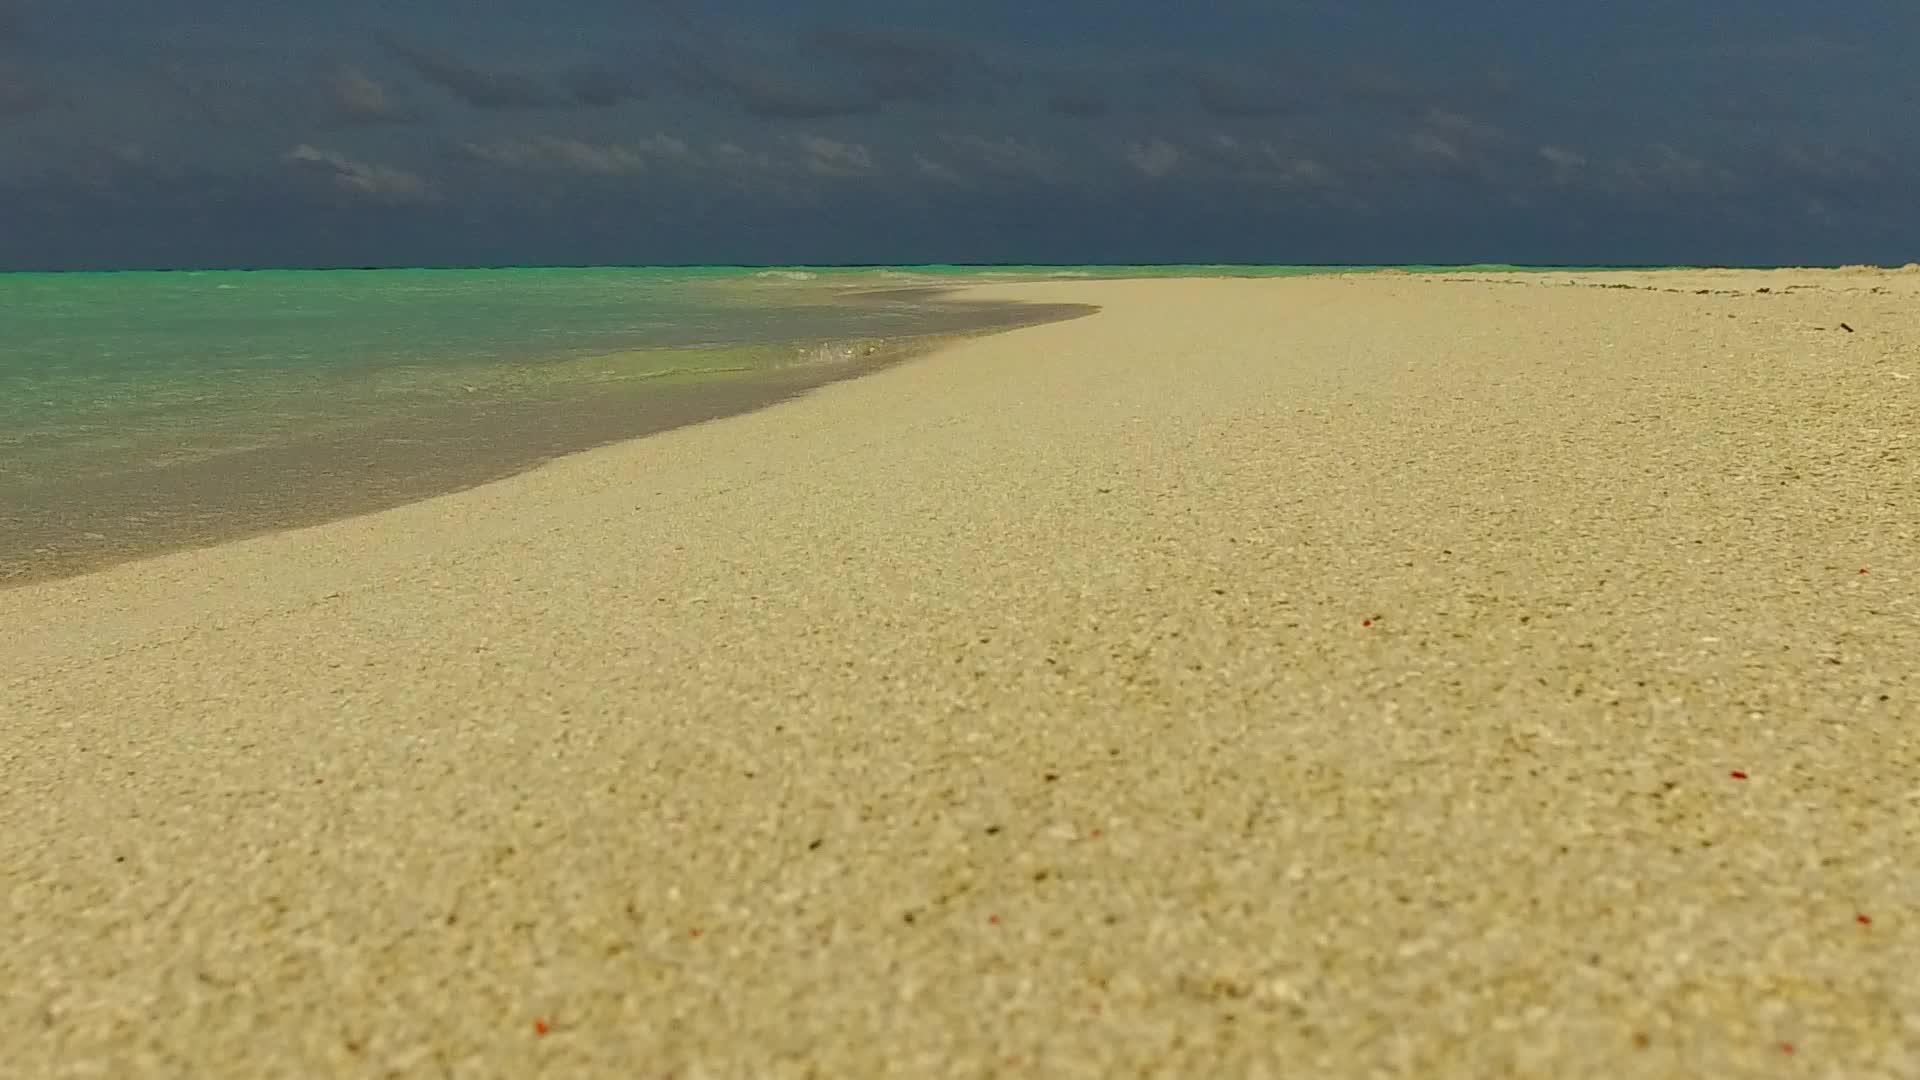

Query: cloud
[
  {"left": 1388, "top": 106, "right": 1514, "bottom": 183},
  {"left": 700, "top": 140, "right": 811, "bottom": 199},
  {"left": 283, "top": 144, "right": 436, "bottom": 203},
  {"left": 1607, "top": 144, "right": 1733, "bottom": 195},
  {"left": 385, "top": 40, "right": 562, "bottom": 110},
  {"left": 1190, "top": 134, "right": 1339, "bottom": 191},
  {"left": 451, "top": 131, "right": 875, "bottom": 193},
  {"left": 790, "top": 134, "right": 875, "bottom": 177},
  {"left": 1773, "top": 142, "right": 1886, "bottom": 186},
  {"left": 1539, "top": 144, "right": 1587, "bottom": 184},
  {"left": 939, "top": 133, "right": 1071, "bottom": 185},
  {"left": 646, "top": 18, "right": 1005, "bottom": 118},
  {"left": 662, "top": 39, "right": 873, "bottom": 119},
  {"left": 1022, "top": 58, "right": 1124, "bottom": 119},
  {"left": 709, "top": 140, "right": 775, "bottom": 173},
  {"left": 563, "top": 65, "right": 647, "bottom": 108},
  {"left": 1407, "top": 130, "right": 1464, "bottom": 165},
  {"left": 455, "top": 131, "right": 803, "bottom": 198},
  {"left": 457, "top": 137, "right": 647, "bottom": 176},
  {"left": 913, "top": 154, "right": 965, "bottom": 185},
  {"left": 453, "top": 134, "right": 695, "bottom": 177},
  {"left": 633, "top": 133, "right": 697, "bottom": 165},
  {"left": 323, "top": 67, "right": 417, "bottom": 126},
  {"left": 1123, "top": 139, "right": 1182, "bottom": 179},
  {"left": 147, "top": 59, "right": 289, "bottom": 128},
  {"left": 5, "top": 3, "right": 1915, "bottom": 271},
  {"left": 1422, "top": 108, "right": 1503, "bottom": 143},
  {"left": 1284, "top": 157, "right": 1337, "bottom": 188}
]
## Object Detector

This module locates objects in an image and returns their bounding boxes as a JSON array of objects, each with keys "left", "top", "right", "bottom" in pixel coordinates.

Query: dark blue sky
[{"left": 2, "top": 0, "right": 1915, "bottom": 269}]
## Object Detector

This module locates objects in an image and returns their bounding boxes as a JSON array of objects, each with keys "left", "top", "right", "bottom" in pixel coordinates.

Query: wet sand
[{"left": 3, "top": 270, "right": 1917, "bottom": 1077}]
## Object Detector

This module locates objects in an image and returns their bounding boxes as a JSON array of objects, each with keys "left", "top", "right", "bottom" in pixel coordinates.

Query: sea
[{"left": 0, "top": 263, "right": 1523, "bottom": 586}]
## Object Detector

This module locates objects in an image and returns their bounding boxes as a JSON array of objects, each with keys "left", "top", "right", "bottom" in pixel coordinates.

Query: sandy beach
[{"left": 4, "top": 271, "right": 1917, "bottom": 1077}]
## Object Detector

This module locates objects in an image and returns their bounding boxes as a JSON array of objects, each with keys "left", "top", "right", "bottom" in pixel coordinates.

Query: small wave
[
  {"left": 790, "top": 340, "right": 882, "bottom": 366},
  {"left": 755, "top": 270, "right": 818, "bottom": 281}
]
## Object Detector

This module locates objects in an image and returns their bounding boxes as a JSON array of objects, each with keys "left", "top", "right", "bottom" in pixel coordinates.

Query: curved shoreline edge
[{"left": 0, "top": 292, "right": 1099, "bottom": 590}]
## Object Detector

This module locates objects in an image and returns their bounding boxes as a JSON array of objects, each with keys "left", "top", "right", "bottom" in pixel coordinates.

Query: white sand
[{"left": 4, "top": 270, "right": 1917, "bottom": 1077}]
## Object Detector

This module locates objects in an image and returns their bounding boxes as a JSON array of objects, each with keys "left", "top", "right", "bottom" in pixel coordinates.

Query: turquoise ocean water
[
  {"left": 3, "top": 267, "right": 1015, "bottom": 481},
  {"left": 0, "top": 263, "right": 1549, "bottom": 584}
]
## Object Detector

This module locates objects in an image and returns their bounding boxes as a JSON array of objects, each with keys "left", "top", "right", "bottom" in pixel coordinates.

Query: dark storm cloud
[
  {"left": 661, "top": 38, "right": 874, "bottom": 119},
  {"left": 653, "top": 22, "right": 1024, "bottom": 119},
  {"left": 4, "top": 0, "right": 1918, "bottom": 269},
  {"left": 937, "top": 133, "right": 1074, "bottom": 187},
  {"left": 382, "top": 39, "right": 647, "bottom": 112},
  {"left": 320, "top": 66, "right": 419, "bottom": 126},
  {"left": 1166, "top": 134, "right": 1342, "bottom": 195},
  {"left": 563, "top": 65, "right": 647, "bottom": 108},
  {"left": 384, "top": 39, "right": 564, "bottom": 110},
  {"left": 149, "top": 60, "right": 278, "bottom": 127},
  {"left": 1772, "top": 142, "right": 1889, "bottom": 189}
]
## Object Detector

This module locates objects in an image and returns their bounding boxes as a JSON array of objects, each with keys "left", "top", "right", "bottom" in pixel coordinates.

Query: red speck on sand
[
  {"left": 989, "top": 914, "right": 1001, "bottom": 925},
  {"left": 1780, "top": 1042, "right": 1795, "bottom": 1055},
  {"left": 690, "top": 928, "right": 704, "bottom": 938},
  {"left": 534, "top": 1020, "right": 550, "bottom": 1037},
  {"left": 1858, "top": 914, "right": 1873, "bottom": 926},
  {"left": 1730, "top": 771, "right": 1749, "bottom": 780},
  {"left": 1362, "top": 619, "right": 1373, "bottom": 627},
  {"left": 1860, "top": 568, "right": 1868, "bottom": 574}
]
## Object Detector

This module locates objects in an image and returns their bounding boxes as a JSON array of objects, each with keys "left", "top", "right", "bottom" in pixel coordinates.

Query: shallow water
[
  {"left": 0, "top": 266, "right": 1103, "bottom": 585},
  {"left": 0, "top": 268, "right": 1096, "bottom": 481}
]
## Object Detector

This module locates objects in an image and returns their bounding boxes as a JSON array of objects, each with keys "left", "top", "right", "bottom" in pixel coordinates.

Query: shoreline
[
  {"left": 5, "top": 269, "right": 1914, "bottom": 1075},
  {"left": 1, "top": 293, "right": 1095, "bottom": 589}
]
